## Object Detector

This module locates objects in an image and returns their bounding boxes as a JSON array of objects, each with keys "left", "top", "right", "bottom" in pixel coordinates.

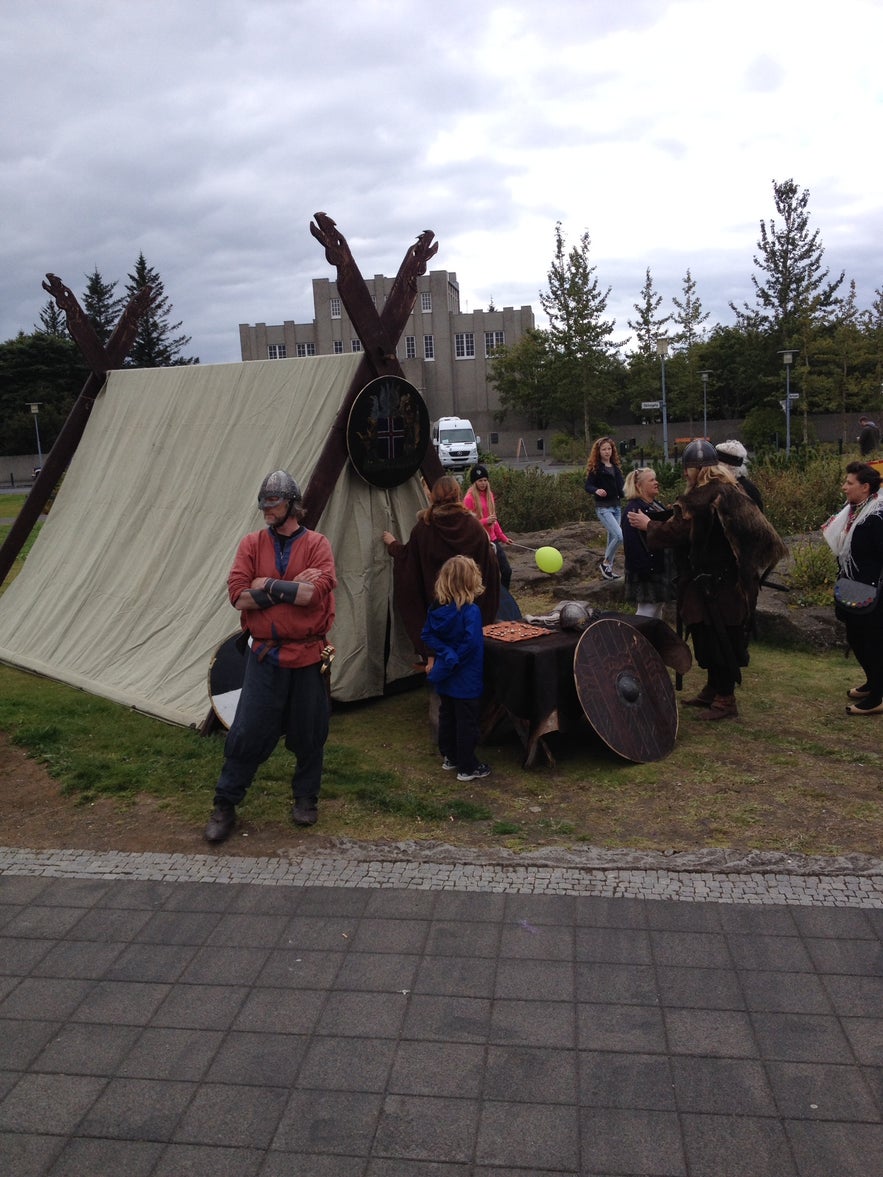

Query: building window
[
  {"left": 330, "top": 297, "right": 341, "bottom": 319},
  {"left": 351, "top": 339, "right": 362, "bottom": 352},
  {"left": 267, "top": 344, "right": 287, "bottom": 359},
  {"left": 405, "top": 335, "right": 416, "bottom": 359},
  {"left": 454, "top": 332, "right": 475, "bottom": 359},
  {"left": 420, "top": 291, "right": 432, "bottom": 313},
  {"left": 333, "top": 340, "right": 343, "bottom": 354},
  {"left": 485, "top": 330, "right": 505, "bottom": 356},
  {"left": 423, "top": 335, "right": 434, "bottom": 361},
  {"left": 296, "top": 343, "right": 316, "bottom": 358}
]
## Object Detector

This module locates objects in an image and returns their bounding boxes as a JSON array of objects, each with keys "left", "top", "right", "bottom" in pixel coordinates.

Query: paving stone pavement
[{"left": 0, "top": 845, "right": 880, "bottom": 1176}]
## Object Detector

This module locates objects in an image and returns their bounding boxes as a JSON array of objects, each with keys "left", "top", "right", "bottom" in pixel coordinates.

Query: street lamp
[
  {"left": 655, "top": 338, "right": 670, "bottom": 462},
  {"left": 699, "top": 370, "right": 712, "bottom": 439},
  {"left": 25, "top": 402, "right": 43, "bottom": 470},
  {"left": 778, "top": 349, "right": 797, "bottom": 457}
]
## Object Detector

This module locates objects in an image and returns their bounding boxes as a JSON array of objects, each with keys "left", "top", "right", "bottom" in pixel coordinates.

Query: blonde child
[{"left": 420, "top": 555, "right": 491, "bottom": 781}]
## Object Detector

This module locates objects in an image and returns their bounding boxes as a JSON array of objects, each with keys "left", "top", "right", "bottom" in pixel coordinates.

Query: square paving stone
[
  {"left": 823, "top": 974, "right": 883, "bottom": 1018},
  {"left": 645, "top": 900, "right": 723, "bottom": 933},
  {"left": 32, "top": 1022, "right": 141, "bottom": 1075},
  {"left": 765, "top": 1060, "right": 881, "bottom": 1120},
  {"left": 331, "top": 950, "right": 418, "bottom": 992},
  {"left": 263, "top": 1154, "right": 366, "bottom": 1176},
  {"left": 60, "top": 906, "right": 152, "bottom": 941},
  {"left": 664, "top": 1008, "right": 757, "bottom": 1058},
  {"left": 726, "top": 934, "right": 814, "bottom": 972},
  {"left": 257, "top": 948, "right": 343, "bottom": 989},
  {"left": 431, "top": 890, "right": 506, "bottom": 922},
  {"left": 785, "top": 1120, "right": 883, "bottom": 1177},
  {"left": 506, "top": 893, "right": 578, "bottom": 925},
  {"left": 575, "top": 927, "right": 652, "bottom": 964},
  {"left": 498, "top": 922, "right": 574, "bottom": 961},
  {"left": 0, "top": 1132, "right": 63, "bottom": 1177},
  {"left": 0, "top": 976, "right": 93, "bottom": 1021},
  {"left": 78, "top": 1076, "right": 195, "bottom": 1141},
  {"left": 491, "top": 998, "right": 575, "bottom": 1048},
  {"left": 317, "top": 990, "right": 409, "bottom": 1038},
  {"left": 46, "top": 1137, "right": 163, "bottom": 1176},
  {"left": 650, "top": 930, "right": 731, "bottom": 969},
  {"left": 233, "top": 986, "right": 325, "bottom": 1034},
  {"left": 0, "top": 1018, "right": 59, "bottom": 1069},
  {"left": 411, "top": 954, "right": 496, "bottom": 998},
  {"left": 669, "top": 1056, "right": 777, "bottom": 1115},
  {"left": 576, "top": 962, "right": 659, "bottom": 1006},
  {"left": 272, "top": 1088, "right": 383, "bottom": 1153},
  {"left": 477, "top": 1100, "right": 578, "bottom": 1170},
  {"left": 424, "top": 920, "right": 501, "bottom": 958},
  {"left": 494, "top": 958, "right": 574, "bottom": 1001},
  {"left": 295, "top": 1035, "right": 396, "bottom": 1092},
  {"left": 72, "top": 980, "right": 171, "bottom": 1025},
  {"left": 579, "top": 1051, "right": 676, "bottom": 1110},
  {"left": 366, "top": 1161, "right": 470, "bottom": 1176},
  {"left": 0, "top": 936, "right": 53, "bottom": 975},
  {"left": 375, "top": 1093, "right": 479, "bottom": 1164},
  {"left": 104, "top": 942, "right": 198, "bottom": 983},
  {"left": 36, "top": 878, "right": 111, "bottom": 908},
  {"left": 576, "top": 896, "right": 648, "bottom": 929},
  {"left": 842, "top": 1017, "right": 883, "bottom": 1065},
  {"left": 681, "top": 1112, "right": 796, "bottom": 1176},
  {"left": 788, "top": 907, "right": 874, "bottom": 939},
  {"left": 160, "top": 882, "right": 238, "bottom": 913},
  {"left": 484, "top": 1044, "right": 578, "bottom": 1103},
  {"left": 32, "top": 939, "right": 125, "bottom": 979},
  {"left": 580, "top": 1107, "right": 685, "bottom": 1176},
  {"left": 174, "top": 1083, "right": 290, "bottom": 1148},
  {"left": 152, "top": 983, "right": 248, "bottom": 1030},
  {"left": 152, "top": 1142, "right": 264, "bottom": 1176},
  {"left": 363, "top": 889, "right": 435, "bottom": 920},
  {"left": 655, "top": 965, "right": 745, "bottom": 1010},
  {"left": 738, "top": 969, "right": 834, "bottom": 1014},
  {"left": 3, "top": 905, "right": 91, "bottom": 939},
  {"left": 296, "top": 888, "right": 373, "bottom": 918},
  {"left": 134, "top": 909, "right": 224, "bottom": 946},
  {"left": 718, "top": 905, "right": 798, "bottom": 936},
  {"left": 179, "top": 945, "right": 271, "bottom": 986},
  {"left": 403, "top": 994, "right": 492, "bottom": 1042},
  {"left": 388, "top": 1040, "right": 484, "bottom": 1099},
  {"left": 206, "top": 1030, "right": 308, "bottom": 1087},
  {"left": 118, "top": 1027, "right": 224, "bottom": 1080},
  {"left": 750, "top": 1012, "right": 855, "bottom": 1063},
  {"left": 206, "top": 913, "right": 291, "bottom": 948},
  {"left": 100, "top": 880, "right": 172, "bottom": 909},
  {"left": 222, "top": 885, "right": 303, "bottom": 915},
  {"left": 578, "top": 1004, "right": 666, "bottom": 1054},
  {"left": 349, "top": 918, "right": 430, "bottom": 955},
  {"left": 804, "top": 936, "right": 883, "bottom": 975},
  {"left": 0, "top": 1072, "right": 107, "bottom": 1133},
  {"left": 0, "top": 877, "right": 51, "bottom": 904},
  {"left": 281, "top": 915, "right": 363, "bottom": 951}
]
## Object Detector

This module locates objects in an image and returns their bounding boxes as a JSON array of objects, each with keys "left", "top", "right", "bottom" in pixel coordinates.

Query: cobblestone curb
[{"left": 1, "top": 846, "right": 881, "bottom": 907}]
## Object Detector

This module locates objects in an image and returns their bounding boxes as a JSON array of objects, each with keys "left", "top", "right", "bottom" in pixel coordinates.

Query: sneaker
[
  {"left": 599, "top": 561, "right": 619, "bottom": 581},
  {"left": 457, "top": 763, "right": 491, "bottom": 781},
  {"left": 292, "top": 797, "right": 319, "bottom": 826},
  {"left": 204, "top": 801, "right": 236, "bottom": 844},
  {"left": 441, "top": 757, "right": 457, "bottom": 771}
]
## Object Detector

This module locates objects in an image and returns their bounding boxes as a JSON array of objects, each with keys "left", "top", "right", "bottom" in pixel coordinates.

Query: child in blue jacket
[{"left": 420, "top": 555, "right": 491, "bottom": 782}]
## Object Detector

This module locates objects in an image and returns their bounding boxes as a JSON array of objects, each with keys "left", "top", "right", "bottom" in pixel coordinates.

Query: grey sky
[{"left": 2, "top": 0, "right": 881, "bottom": 364}]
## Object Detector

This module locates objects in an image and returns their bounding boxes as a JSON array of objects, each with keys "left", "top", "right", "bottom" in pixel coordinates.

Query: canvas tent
[{"left": 0, "top": 354, "right": 427, "bottom": 727}]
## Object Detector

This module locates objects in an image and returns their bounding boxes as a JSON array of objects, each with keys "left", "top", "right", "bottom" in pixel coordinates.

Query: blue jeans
[
  {"left": 215, "top": 654, "right": 329, "bottom": 806},
  {"left": 596, "top": 506, "right": 622, "bottom": 565}
]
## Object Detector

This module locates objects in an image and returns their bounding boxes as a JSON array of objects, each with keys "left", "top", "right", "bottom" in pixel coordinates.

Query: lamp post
[
  {"left": 655, "top": 338, "right": 670, "bottom": 462},
  {"left": 778, "top": 349, "right": 797, "bottom": 457},
  {"left": 699, "top": 370, "right": 712, "bottom": 439},
  {"left": 26, "top": 402, "right": 43, "bottom": 470}
]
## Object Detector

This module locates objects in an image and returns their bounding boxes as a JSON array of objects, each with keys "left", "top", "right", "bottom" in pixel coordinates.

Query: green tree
[
  {"left": 627, "top": 268, "right": 671, "bottom": 356},
  {"left": 82, "top": 267, "right": 124, "bottom": 347},
  {"left": 35, "top": 301, "right": 67, "bottom": 338},
  {"left": 124, "top": 253, "right": 198, "bottom": 367},
  {"left": 487, "top": 328, "right": 556, "bottom": 428},
  {"left": 0, "top": 332, "right": 88, "bottom": 455},
  {"left": 539, "top": 222, "right": 622, "bottom": 446}
]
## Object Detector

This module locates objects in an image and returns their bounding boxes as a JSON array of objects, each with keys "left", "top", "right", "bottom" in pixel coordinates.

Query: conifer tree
[
  {"left": 35, "top": 301, "right": 67, "bottom": 337},
  {"left": 627, "top": 268, "right": 671, "bottom": 356},
  {"left": 124, "top": 253, "right": 198, "bottom": 367},
  {"left": 82, "top": 268, "right": 124, "bottom": 346}
]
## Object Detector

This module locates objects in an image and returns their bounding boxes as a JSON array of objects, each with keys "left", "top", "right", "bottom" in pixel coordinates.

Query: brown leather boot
[
  {"left": 682, "top": 684, "right": 715, "bottom": 708},
  {"left": 696, "top": 694, "right": 738, "bottom": 721}
]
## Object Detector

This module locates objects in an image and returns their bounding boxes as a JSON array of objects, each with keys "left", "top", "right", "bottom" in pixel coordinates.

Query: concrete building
[{"left": 239, "top": 270, "right": 536, "bottom": 450}]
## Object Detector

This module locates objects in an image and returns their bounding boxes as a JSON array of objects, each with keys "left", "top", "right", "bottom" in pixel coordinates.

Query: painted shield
[
  {"left": 208, "top": 631, "right": 247, "bottom": 729},
  {"left": 346, "top": 375, "right": 430, "bottom": 488},
  {"left": 574, "top": 617, "right": 678, "bottom": 763}
]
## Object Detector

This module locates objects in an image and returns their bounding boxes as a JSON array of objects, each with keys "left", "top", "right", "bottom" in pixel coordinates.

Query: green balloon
[{"left": 535, "top": 546, "right": 563, "bottom": 574}]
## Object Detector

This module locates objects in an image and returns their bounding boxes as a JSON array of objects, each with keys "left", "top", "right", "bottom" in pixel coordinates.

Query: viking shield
[
  {"left": 574, "top": 617, "right": 678, "bottom": 762},
  {"left": 208, "top": 632, "right": 246, "bottom": 729},
  {"left": 346, "top": 375, "right": 430, "bottom": 488}
]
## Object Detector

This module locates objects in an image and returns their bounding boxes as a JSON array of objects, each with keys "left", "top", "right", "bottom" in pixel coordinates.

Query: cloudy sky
[{"left": 3, "top": 0, "right": 882, "bottom": 365}]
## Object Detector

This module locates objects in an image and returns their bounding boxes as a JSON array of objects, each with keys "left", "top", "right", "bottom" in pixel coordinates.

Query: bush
[
  {"left": 752, "top": 450, "right": 844, "bottom": 535},
  {"left": 788, "top": 540, "right": 838, "bottom": 606},
  {"left": 490, "top": 467, "right": 590, "bottom": 531}
]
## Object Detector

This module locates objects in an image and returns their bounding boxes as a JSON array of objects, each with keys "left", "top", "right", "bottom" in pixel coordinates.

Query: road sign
[
  {"left": 788, "top": 393, "right": 799, "bottom": 400},
  {"left": 641, "top": 401, "right": 661, "bottom": 410}
]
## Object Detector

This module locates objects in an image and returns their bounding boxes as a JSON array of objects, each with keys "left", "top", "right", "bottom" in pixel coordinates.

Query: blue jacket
[{"left": 421, "top": 601, "right": 484, "bottom": 699}]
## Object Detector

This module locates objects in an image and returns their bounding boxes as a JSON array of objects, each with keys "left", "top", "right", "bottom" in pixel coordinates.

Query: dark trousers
[
  {"left": 495, "top": 540, "right": 512, "bottom": 590},
  {"left": 844, "top": 615, "right": 883, "bottom": 700},
  {"left": 215, "top": 654, "right": 329, "bottom": 806},
  {"left": 688, "top": 621, "right": 747, "bottom": 697},
  {"left": 437, "top": 694, "right": 482, "bottom": 774}
]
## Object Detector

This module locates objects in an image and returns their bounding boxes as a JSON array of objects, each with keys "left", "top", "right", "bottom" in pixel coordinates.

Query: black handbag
[{"left": 834, "top": 576, "right": 881, "bottom": 613}]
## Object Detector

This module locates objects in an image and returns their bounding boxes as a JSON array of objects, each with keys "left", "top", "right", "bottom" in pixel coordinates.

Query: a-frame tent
[{"left": 0, "top": 353, "right": 426, "bottom": 727}]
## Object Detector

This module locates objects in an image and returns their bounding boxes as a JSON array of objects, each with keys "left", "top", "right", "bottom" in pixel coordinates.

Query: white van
[{"left": 431, "top": 416, "right": 480, "bottom": 471}]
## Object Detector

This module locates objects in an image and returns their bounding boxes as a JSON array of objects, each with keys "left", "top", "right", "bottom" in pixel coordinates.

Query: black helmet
[
  {"left": 681, "top": 439, "right": 718, "bottom": 469},
  {"left": 258, "top": 469, "right": 302, "bottom": 511}
]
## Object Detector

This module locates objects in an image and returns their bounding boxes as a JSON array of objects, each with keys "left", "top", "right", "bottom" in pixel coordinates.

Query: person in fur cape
[
  {"left": 628, "top": 440, "right": 787, "bottom": 721},
  {"left": 382, "top": 475, "right": 500, "bottom": 662}
]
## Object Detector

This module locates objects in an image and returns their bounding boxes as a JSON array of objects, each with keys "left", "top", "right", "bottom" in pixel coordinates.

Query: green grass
[{"left": 0, "top": 639, "right": 881, "bottom": 857}]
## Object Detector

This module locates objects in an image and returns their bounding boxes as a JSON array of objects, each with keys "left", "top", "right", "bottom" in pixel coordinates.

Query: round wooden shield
[
  {"left": 208, "top": 631, "right": 247, "bottom": 729},
  {"left": 346, "top": 375, "right": 430, "bottom": 488},
  {"left": 573, "top": 618, "right": 678, "bottom": 762}
]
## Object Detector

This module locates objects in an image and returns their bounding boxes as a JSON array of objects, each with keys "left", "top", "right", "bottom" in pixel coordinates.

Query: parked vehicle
[{"left": 431, "top": 416, "right": 480, "bottom": 471}]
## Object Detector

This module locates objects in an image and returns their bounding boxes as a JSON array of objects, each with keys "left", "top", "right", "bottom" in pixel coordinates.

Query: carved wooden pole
[
  {"left": 0, "top": 277, "right": 152, "bottom": 587},
  {"left": 302, "top": 213, "right": 444, "bottom": 529}
]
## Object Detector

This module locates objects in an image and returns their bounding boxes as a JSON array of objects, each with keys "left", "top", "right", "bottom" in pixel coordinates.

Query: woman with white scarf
[{"left": 822, "top": 461, "right": 883, "bottom": 715}]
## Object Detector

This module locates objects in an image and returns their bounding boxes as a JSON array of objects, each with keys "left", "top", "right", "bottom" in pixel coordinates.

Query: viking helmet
[
  {"left": 258, "top": 470, "right": 302, "bottom": 511},
  {"left": 681, "top": 439, "right": 718, "bottom": 469}
]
